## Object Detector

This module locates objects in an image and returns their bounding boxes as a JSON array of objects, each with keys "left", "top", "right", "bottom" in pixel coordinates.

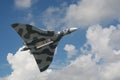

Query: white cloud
[
  {"left": 81, "top": 24, "right": 120, "bottom": 63},
  {"left": 42, "top": 0, "right": 120, "bottom": 29},
  {"left": 25, "top": 12, "right": 35, "bottom": 25},
  {"left": 109, "top": 25, "right": 120, "bottom": 50},
  {"left": 14, "top": 0, "right": 36, "bottom": 9},
  {"left": 88, "top": 25, "right": 120, "bottom": 80},
  {"left": 0, "top": 77, "right": 6, "bottom": 80},
  {"left": 100, "top": 62, "right": 120, "bottom": 80},
  {"left": 5, "top": 47, "right": 51, "bottom": 80},
  {"left": 47, "top": 54, "right": 99, "bottom": 80},
  {"left": 64, "top": 44, "right": 78, "bottom": 59},
  {"left": 42, "top": 3, "right": 67, "bottom": 30},
  {"left": 65, "top": 0, "right": 120, "bottom": 27},
  {"left": 47, "top": 54, "right": 120, "bottom": 80}
]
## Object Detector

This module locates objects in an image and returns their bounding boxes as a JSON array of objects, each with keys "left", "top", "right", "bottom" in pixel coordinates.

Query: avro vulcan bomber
[{"left": 11, "top": 23, "right": 78, "bottom": 72}]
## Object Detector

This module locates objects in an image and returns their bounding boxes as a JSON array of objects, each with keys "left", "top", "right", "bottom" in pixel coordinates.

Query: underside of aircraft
[{"left": 11, "top": 23, "right": 78, "bottom": 72}]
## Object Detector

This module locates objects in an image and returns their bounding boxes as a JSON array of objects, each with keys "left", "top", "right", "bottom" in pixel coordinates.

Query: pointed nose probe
[{"left": 69, "top": 28, "right": 78, "bottom": 32}]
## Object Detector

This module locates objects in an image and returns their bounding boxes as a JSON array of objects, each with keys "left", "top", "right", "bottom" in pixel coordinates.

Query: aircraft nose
[{"left": 69, "top": 28, "right": 78, "bottom": 32}]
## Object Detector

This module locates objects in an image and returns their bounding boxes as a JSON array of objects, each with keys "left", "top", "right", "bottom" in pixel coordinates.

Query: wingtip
[
  {"left": 40, "top": 65, "right": 49, "bottom": 72},
  {"left": 11, "top": 23, "right": 19, "bottom": 28}
]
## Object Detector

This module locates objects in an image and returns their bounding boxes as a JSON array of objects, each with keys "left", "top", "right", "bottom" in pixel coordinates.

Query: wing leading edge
[{"left": 11, "top": 23, "right": 58, "bottom": 72}]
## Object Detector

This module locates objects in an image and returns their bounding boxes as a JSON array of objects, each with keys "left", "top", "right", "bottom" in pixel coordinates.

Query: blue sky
[{"left": 0, "top": 0, "right": 120, "bottom": 80}]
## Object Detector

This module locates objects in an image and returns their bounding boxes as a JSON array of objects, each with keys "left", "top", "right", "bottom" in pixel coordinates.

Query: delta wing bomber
[{"left": 11, "top": 23, "right": 78, "bottom": 72}]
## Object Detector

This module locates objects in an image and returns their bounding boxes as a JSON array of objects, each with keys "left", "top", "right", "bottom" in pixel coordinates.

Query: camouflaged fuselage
[{"left": 11, "top": 23, "right": 77, "bottom": 72}]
